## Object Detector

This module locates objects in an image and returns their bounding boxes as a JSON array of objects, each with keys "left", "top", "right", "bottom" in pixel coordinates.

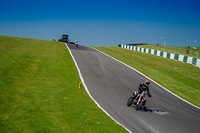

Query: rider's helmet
[{"left": 145, "top": 80, "right": 150, "bottom": 85}]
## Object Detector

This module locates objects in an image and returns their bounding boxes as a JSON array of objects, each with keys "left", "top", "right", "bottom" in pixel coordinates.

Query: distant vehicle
[{"left": 58, "top": 34, "right": 69, "bottom": 43}]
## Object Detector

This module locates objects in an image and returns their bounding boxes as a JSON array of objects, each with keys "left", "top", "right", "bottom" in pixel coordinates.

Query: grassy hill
[
  {"left": 0, "top": 36, "right": 127, "bottom": 132},
  {"left": 93, "top": 46, "right": 200, "bottom": 108}
]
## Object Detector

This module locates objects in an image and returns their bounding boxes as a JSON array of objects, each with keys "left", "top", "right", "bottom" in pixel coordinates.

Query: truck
[{"left": 58, "top": 34, "right": 69, "bottom": 43}]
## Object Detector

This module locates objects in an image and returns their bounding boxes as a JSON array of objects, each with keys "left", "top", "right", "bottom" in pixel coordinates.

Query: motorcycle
[{"left": 127, "top": 91, "right": 147, "bottom": 110}]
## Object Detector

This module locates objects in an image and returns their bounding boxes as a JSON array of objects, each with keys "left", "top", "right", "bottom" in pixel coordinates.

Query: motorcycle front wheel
[{"left": 135, "top": 100, "right": 143, "bottom": 110}]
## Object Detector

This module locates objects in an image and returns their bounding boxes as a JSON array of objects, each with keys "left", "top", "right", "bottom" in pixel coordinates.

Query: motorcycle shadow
[{"left": 131, "top": 105, "right": 169, "bottom": 115}]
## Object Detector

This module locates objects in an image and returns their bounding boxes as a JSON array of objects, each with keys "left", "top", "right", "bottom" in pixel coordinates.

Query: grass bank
[
  {"left": 0, "top": 36, "right": 127, "bottom": 132},
  {"left": 93, "top": 46, "right": 200, "bottom": 107}
]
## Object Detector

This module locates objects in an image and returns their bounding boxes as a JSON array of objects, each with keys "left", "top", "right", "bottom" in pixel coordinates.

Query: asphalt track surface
[{"left": 67, "top": 44, "right": 200, "bottom": 133}]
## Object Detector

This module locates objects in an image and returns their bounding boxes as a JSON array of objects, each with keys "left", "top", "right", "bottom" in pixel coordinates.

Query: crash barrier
[{"left": 121, "top": 44, "right": 200, "bottom": 68}]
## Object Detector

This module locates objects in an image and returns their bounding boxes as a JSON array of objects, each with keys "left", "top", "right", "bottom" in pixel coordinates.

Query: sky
[{"left": 0, "top": 0, "right": 200, "bottom": 46}]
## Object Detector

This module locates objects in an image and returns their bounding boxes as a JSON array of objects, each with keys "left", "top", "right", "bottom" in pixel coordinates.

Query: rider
[
  {"left": 132, "top": 80, "right": 152, "bottom": 109},
  {"left": 75, "top": 40, "right": 79, "bottom": 47}
]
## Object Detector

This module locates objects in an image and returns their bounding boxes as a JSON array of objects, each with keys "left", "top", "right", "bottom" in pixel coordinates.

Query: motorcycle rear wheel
[{"left": 127, "top": 97, "right": 133, "bottom": 106}]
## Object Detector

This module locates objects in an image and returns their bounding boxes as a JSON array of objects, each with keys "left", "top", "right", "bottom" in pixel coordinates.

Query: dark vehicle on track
[
  {"left": 58, "top": 34, "right": 69, "bottom": 43},
  {"left": 127, "top": 90, "right": 147, "bottom": 110}
]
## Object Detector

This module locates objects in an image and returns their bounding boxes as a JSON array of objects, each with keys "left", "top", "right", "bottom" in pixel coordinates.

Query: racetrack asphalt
[{"left": 67, "top": 43, "right": 200, "bottom": 133}]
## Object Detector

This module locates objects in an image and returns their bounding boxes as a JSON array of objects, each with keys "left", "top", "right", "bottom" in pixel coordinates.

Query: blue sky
[{"left": 0, "top": 0, "right": 200, "bottom": 46}]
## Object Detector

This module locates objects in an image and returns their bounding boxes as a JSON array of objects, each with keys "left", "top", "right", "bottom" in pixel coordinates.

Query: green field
[
  {"left": 0, "top": 36, "right": 127, "bottom": 132},
  {"left": 137, "top": 45, "right": 200, "bottom": 59},
  {"left": 93, "top": 46, "right": 200, "bottom": 108}
]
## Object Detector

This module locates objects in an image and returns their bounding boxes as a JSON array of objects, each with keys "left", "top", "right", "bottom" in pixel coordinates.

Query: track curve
[{"left": 67, "top": 44, "right": 200, "bottom": 133}]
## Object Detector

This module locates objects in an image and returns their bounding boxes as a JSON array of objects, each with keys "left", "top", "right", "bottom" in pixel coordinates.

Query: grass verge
[
  {"left": 93, "top": 46, "right": 200, "bottom": 107},
  {"left": 0, "top": 36, "right": 127, "bottom": 133}
]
